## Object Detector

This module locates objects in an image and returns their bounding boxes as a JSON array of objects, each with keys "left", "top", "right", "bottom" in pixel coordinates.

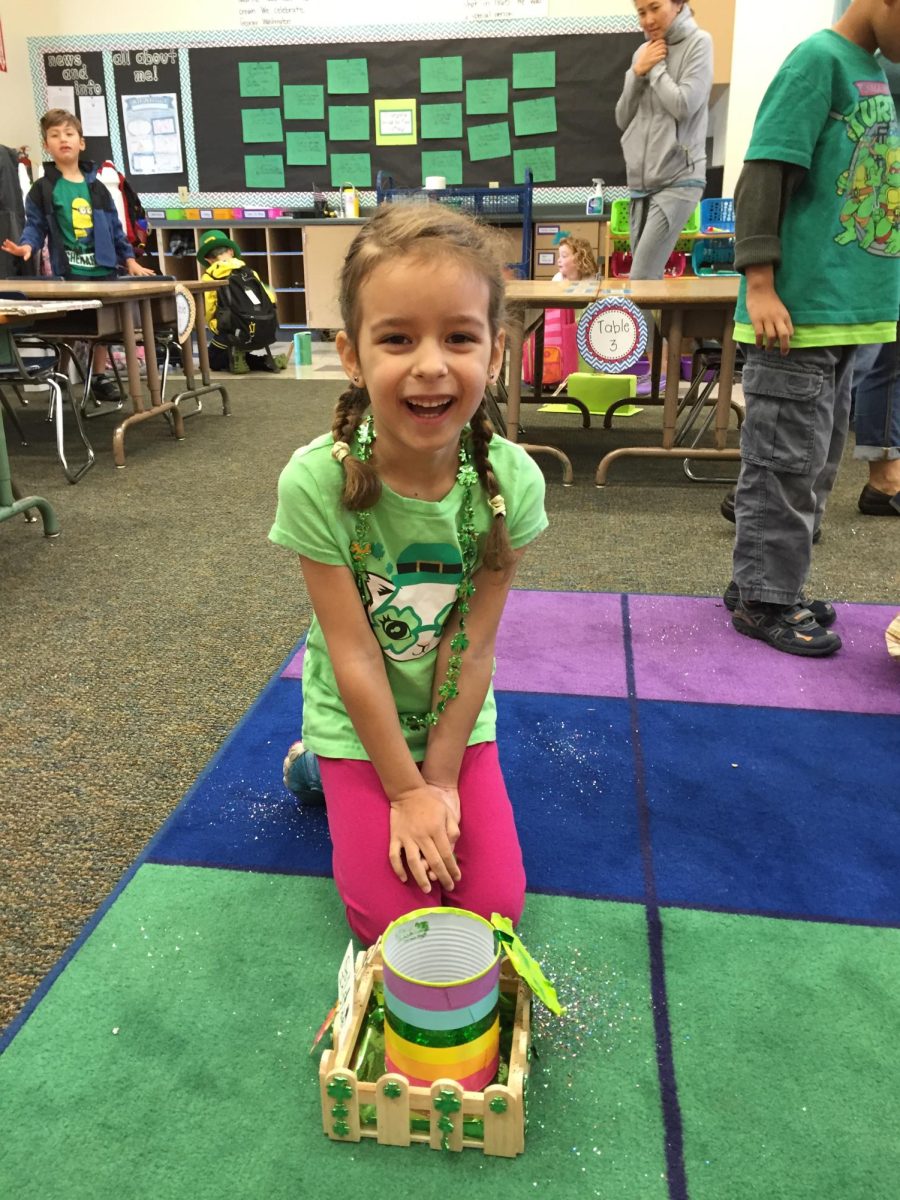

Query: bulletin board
[
  {"left": 28, "top": 16, "right": 642, "bottom": 205},
  {"left": 190, "top": 33, "right": 637, "bottom": 192},
  {"left": 42, "top": 51, "right": 113, "bottom": 167}
]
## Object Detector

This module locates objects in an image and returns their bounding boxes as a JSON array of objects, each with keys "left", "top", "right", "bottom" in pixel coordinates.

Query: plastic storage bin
[
  {"left": 700, "top": 197, "right": 735, "bottom": 233},
  {"left": 691, "top": 238, "right": 739, "bottom": 276}
]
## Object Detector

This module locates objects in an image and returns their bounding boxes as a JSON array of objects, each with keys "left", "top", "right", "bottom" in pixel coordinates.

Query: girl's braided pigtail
[
  {"left": 469, "top": 400, "right": 515, "bottom": 571},
  {"left": 330, "top": 385, "right": 381, "bottom": 511}
]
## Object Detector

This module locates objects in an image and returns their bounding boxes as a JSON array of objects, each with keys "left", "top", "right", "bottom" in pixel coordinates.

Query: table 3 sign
[{"left": 576, "top": 297, "right": 648, "bottom": 374}]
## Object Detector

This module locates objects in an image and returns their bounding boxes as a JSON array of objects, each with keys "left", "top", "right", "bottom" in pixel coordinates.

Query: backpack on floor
[{"left": 215, "top": 266, "right": 278, "bottom": 351}]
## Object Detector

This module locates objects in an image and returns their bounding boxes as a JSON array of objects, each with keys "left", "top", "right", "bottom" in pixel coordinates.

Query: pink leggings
[{"left": 318, "top": 742, "right": 526, "bottom": 946}]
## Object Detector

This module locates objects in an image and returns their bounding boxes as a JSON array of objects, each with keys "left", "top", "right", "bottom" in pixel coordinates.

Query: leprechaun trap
[{"left": 316, "top": 908, "right": 563, "bottom": 1158}]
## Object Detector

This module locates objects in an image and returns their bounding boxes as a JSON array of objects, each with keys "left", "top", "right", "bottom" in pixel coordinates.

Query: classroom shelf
[{"left": 154, "top": 222, "right": 305, "bottom": 327}]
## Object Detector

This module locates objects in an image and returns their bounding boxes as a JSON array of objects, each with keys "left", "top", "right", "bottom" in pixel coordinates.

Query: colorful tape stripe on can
[{"left": 381, "top": 907, "right": 501, "bottom": 1091}]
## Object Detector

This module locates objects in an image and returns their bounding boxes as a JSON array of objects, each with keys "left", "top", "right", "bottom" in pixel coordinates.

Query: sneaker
[
  {"left": 858, "top": 483, "right": 900, "bottom": 516},
  {"left": 720, "top": 487, "right": 823, "bottom": 543},
  {"left": 283, "top": 740, "right": 324, "bottom": 804},
  {"left": 262, "top": 353, "right": 288, "bottom": 372},
  {"left": 723, "top": 580, "right": 836, "bottom": 628},
  {"left": 230, "top": 350, "right": 250, "bottom": 374},
  {"left": 91, "top": 373, "right": 121, "bottom": 403},
  {"left": 732, "top": 600, "right": 842, "bottom": 657}
]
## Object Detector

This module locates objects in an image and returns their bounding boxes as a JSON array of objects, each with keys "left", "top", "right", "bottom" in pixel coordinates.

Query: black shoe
[
  {"left": 721, "top": 487, "right": 823, "bottom": 543},
  {"left": 858, "top": 484, "right": 900, "bottom": 516},
  {"left": 732, "top": 600, "right": 842, "bottom": 657},
  {"left": 91, "top": 373, "right": 121, "bottom": 403},
  {"left": 723, "top": 581, "right": 836, "bottom": 628}
]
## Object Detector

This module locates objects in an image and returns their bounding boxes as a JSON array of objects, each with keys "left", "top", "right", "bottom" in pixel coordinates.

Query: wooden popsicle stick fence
[{"left": 318, "top": 947, "right": 532, "bottom": 1157}]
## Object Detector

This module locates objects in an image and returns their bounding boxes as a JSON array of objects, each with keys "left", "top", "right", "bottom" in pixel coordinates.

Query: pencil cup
[{"left": 381, "top": 907, "right": 501, "bottom": 1091}]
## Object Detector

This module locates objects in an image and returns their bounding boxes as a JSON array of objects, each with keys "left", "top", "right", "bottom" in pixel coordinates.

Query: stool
[{"left": 538, "top": 373, "right": 641, "bottom": 423}]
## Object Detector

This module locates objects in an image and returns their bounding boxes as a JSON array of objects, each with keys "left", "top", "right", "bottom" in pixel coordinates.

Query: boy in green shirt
[
  {"left": 1, "top": 108, "right": 155, "bottom": 402},
  {"left": 725, "top": 0, "right": 900, "bottom": 656}
]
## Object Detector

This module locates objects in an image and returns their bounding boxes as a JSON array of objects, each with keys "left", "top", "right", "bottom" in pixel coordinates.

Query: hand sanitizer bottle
[{"left": 586, "top": 178, "right": 604, "bottom": 216}]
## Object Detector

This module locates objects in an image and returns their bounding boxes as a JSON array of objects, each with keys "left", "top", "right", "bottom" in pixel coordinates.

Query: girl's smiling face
[{"left": 337, "top": 252, "right": 505, "bottom": 479}]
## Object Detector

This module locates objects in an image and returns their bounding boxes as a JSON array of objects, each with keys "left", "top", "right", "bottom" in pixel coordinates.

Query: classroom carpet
[{"left": 2, "top": 589, "right": 899, "bottom": 1200}]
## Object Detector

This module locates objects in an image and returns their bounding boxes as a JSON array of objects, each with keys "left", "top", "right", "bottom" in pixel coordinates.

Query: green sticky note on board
[
  {"left": 420, "top": 103, "right": 463, "bottom": 140},
  {"left": 421, "top": 151, "right": 463, "bottom": 185},
  {"left": 467, "top": 121, "right": 510, "bottom": 163},
  {"left": 286, "top": 131, "right": 327, "bottom": 166},
  {"left": 512, "top": 51, "right": 556, "bottom": 90},
  {"left": 420, "top": 56, "right": 463, "bottom": 94},
  {"left": 330, "top": 152, "right": 371, "bottom": 187},
  {"left": 239, "top": 62, "right": 281, "bottom": 98},
  {"left": 513, "top": 96, "right": 557, "bottom": 137},
  {"left": 245, "top": 154, "right": 285, "bottom": 189},
  {"left": 513, "top": 146, "right": 556, "bottom": 184},
  {"left": 328, "top": 105, "right": 370, "bottom": 141},
  {"left": 466, "top": 78, "right": 508, "bottom": 116},
  {"left": 241, "top": 108, "right": 284, "bottom": 143},
  {"left": 284, "top": 84, "right": 324, "bottom": 120},
  {"left": 327, "top": 58, "right": 369, "bottom": 95}
]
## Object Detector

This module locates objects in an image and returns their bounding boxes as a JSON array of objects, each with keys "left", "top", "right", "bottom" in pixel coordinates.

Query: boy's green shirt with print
[
  {"left": 735, "top": 29, "right": 900, "bottom": 339},
  {"left": 52, "top": 177, "right": 109, "bottom": 278}
]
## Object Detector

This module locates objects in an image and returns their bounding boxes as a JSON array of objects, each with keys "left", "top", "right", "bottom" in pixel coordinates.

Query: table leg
[
  {"left": 173, "top": 293, "right": 230, "bottom": 416},
  {"left": 504, "top": 307, "right": 573, "bottom": 485},
  {"left": 650, "top": 318, "right": 663, "bottom": 402},
  {"left": 662, "top": 306, "right": 684, "bottom": 450},
  {"left": 0, "top": 409, "right": 59, "bottom": 536},
  {"left": 714, "top": 316, "right": 737, "bottom": 450},
  {"left": 112, "top": 298, "right": 185, "bottom": 468}
]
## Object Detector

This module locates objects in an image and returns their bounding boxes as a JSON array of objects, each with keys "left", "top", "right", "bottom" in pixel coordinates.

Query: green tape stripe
[{"left": 384, "top": 1001, "right": 498, "bottom": 1049}]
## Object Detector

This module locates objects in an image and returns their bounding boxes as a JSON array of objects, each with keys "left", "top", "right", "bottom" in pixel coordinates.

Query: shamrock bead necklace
[{"left": 348, "top": 417, "right": 479, "bottom": 732}]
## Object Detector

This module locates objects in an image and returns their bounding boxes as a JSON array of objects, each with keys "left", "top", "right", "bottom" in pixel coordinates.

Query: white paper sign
[
  {"left": 336, "top": 939, "right": 355, "bottom": 1052},
  {"left": 47, "top": 85, "right": 75, "bottom": 113},
  {"left": 121, "top": 93, "right": 183, "bottom": 176},
  {"left": 379, "top": 110, "right": 413, "bottom": 137},
  {"left": 79, "top": 95, "right": 109, "bottom": 138}
]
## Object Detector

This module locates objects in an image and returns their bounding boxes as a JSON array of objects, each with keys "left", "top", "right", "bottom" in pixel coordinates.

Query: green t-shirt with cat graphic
[{"left": 269, "top": 431, "right": 547, "bottom": 761}]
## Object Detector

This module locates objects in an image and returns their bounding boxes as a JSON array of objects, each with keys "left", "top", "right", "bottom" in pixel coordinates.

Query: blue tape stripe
[{"left": 383, "top": 985, "right": 498, "bottom": 1031}]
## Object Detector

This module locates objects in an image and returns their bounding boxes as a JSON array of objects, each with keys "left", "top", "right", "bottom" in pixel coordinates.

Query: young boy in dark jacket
[{"left": 1, "top": 108, "right": 155, "bottom": 401}]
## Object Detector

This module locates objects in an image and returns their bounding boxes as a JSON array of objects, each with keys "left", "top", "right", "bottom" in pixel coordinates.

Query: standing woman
[{"left": 615, "top": 1, "right": 713, "bottom": 280}]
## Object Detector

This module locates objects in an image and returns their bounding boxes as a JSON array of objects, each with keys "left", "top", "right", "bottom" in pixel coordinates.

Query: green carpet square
[
  {"left": 2, "top": 867, "right": 667, "bottom": 1199},
  {"left": 662, "top": 907, "right": 900, "bottom": 1200}
]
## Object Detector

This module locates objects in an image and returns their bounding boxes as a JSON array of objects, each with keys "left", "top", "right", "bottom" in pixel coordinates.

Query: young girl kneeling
[{"left": 270, "top": 204, "right": 547, "bottom": 945}]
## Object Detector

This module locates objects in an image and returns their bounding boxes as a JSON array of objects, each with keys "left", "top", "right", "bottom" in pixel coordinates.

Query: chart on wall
[
  {"left": 111, "top": 49, "right": 189, "bottom": 191},
  {"left": 189, "top": 32, "right": 637, "bottom": 192}
]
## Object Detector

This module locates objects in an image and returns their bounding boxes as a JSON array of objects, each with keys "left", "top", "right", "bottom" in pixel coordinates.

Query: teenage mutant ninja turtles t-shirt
[
  {"left": 734, "top": 30, "right": 900, "bottom": 337},
  {"left": 269, "top": 430, "right": 548, "bottom": 760},
  {"left": 52, "top": 178, "right": 110, "bottom": 277}
]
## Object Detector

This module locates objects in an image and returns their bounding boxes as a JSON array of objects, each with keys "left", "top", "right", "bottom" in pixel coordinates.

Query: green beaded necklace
[{"left": 348, "top": 417, "right": 479, "bottom": 732}]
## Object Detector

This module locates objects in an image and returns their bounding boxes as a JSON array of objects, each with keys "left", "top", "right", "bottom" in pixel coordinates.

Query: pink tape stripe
[{"left": 382, "top": 960, "right": 500, "bottom": 1012}]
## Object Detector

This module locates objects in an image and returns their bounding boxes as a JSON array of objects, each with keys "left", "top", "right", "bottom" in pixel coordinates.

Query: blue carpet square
[
  {"left": 498, "top": 692, "right": 644, "bottom": 900},
  {"left": 148, "top": 677, "right": 333, "bottom": 875},
  {"left": 640, "top": 700, "right": 900, "bottom": 923}
]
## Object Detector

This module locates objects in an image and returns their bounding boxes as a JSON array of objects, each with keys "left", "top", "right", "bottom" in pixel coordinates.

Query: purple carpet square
[
  {"left": 494, "top": 590, "right": 628, "bottom": 697},
  {"left": 628, "top": 595, "right": 900, "bottom": 715},
  {"left": 281, "top": 646, "right": 305, "bottom": 679}
]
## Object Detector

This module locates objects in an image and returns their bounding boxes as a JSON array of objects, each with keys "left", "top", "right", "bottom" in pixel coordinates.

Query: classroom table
[
  {"left": 503, "top": 277, "right": 741, "bottom": 485},
  {"left": 0, "top": 300, "right": 98, "bottom": 535},
  {"left": 9, "top": 278, "right": 183, "bottom": 468},
  {"left": 173, "top": 278, "right": 230, "bottom": 417}
]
